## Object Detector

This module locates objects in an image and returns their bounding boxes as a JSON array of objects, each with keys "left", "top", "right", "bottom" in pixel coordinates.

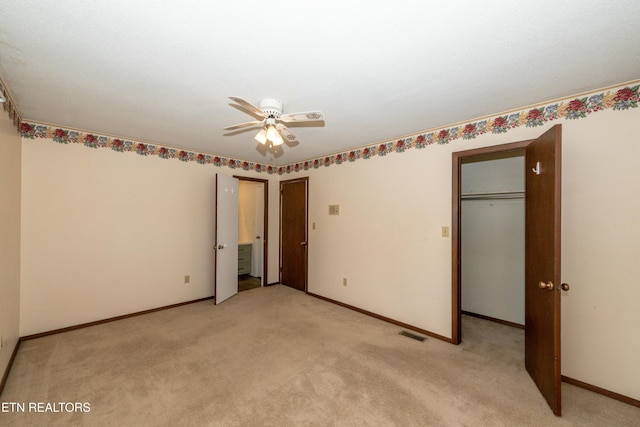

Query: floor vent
[{"left": 399, "top": 330, "right": 426, "bottom": 342}]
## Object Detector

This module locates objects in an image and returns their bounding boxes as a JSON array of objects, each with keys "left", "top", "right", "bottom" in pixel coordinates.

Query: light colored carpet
[{"left": 1, "top": 285, "right": 638, "bottom": 426}]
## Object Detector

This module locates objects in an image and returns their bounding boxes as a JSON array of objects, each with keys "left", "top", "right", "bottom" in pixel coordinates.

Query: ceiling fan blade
[
  {"left": 223, "top": 120, "right": 264, "bottom": 131},
  {"left": 275, "top": 123, "right": 299, "bottom": 144},
  {"left": 228, "top": 96, "right": 265, "bottom": 118},
  {"left": 279, "top": 111, "right": 324, "bottom": 123}
]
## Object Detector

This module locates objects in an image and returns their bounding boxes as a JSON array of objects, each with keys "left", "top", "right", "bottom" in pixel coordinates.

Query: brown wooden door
[
  {"left": 280, "top": 178, "right": 308, "bottom": 291},
  {"left": 525, "top": 124, "right": 562, "bottom": 416}
]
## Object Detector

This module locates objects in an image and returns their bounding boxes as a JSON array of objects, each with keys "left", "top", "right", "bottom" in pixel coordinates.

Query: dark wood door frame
[
  {"left": 234, "top": 175, "right": 269, "bottom": 286},
  {"left": 279, "top": 177, "right": 309, "bottom": 292},
  {"left": 451, "top": 140, "right": 531, "bottom": 344}
]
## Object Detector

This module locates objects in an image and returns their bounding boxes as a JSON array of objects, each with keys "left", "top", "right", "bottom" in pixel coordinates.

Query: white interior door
[{"left": 215, "top": 174, "right": 239, "bottom": 304}]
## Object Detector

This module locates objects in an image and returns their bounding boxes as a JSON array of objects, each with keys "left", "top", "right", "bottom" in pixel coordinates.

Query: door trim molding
[
  {"left": 451, "top": 140, "right": 531, "bottom": 344},
  {"left": 234, "top": 175, "right": 269, "bottom": 287}
]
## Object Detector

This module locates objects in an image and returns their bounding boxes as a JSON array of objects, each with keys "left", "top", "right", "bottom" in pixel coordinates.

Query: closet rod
[{"left": 461, "top": 191, "right": 525, "bottom": 200}]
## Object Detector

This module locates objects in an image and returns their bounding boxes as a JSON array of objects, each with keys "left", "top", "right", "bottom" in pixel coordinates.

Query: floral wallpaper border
[
  {"left": 280, "top": 84, "right": 638, "bottom": 174},
  {"left": 10, "top": 82, "right": 640, "bottom": 175}
]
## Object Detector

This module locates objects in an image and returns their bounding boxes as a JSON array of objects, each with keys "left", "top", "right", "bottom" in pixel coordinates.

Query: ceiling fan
[{"left": 223, "top": 97, "right": 324, "bottom": 148}]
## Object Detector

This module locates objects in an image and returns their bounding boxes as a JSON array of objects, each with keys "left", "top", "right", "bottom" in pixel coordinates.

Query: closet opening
[
  {"left": 451, "top": 140, "right": 531, "bottom": 344},
  {"left": 452, "top": 126, "right": 564, "bottom": 415}
]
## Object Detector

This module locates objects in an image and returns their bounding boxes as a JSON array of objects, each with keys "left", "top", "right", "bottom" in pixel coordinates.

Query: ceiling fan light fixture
[
  {"left": 271, "top": 132, "right": 284, "bottom": 146},
  {"left": 225, "top": 96, "right": 324, "bottom": 151},
  {"left": 266, "top": 125, "right": 283, "bottom": 146},
  {"left": 254, "top": 127, "right": 268, "bottom": 145}
]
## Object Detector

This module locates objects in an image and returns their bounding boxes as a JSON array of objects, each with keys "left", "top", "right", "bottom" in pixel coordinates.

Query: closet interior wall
[{"left": 461, "top": 153, "right": 525, "bottom": 325}]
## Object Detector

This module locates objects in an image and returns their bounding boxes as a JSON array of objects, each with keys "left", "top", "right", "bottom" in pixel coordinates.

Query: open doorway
[
  {"left": 235, "top": 176, "right": 268, "bottom": 292},
  {"left": 451, "top": 140, "right": 530, "bottom": 343},
  {"left": 460, "top": 149, "right": 526, "bottom": 329}
]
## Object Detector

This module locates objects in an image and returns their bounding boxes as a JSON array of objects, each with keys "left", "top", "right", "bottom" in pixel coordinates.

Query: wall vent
[{"left": 399, "top": 330, "right": 426, "bottom": 342}]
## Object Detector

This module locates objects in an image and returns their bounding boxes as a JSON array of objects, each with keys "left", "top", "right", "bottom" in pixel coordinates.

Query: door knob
[
  {"left": 300, "top": 241, "right": 307, "bottom": 246},
  {"left": 217, "top": 244, "right": 226, "bottom": 250},
  {"left": 560, "top": 283, "right": 570, "bottom": 291},
  {"left": 538, "top": 281, "right": 554, "bottom": 290}
]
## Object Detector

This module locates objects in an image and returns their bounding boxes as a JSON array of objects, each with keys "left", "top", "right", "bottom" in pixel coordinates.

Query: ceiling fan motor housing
[{"left": 259, "top": 98, "right": 283, "bottom": 118}]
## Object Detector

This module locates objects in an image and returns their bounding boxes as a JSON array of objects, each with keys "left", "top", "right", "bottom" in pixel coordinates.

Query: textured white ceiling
[{"left": 1, "top": 1, "right": 639, "bottom": 165}]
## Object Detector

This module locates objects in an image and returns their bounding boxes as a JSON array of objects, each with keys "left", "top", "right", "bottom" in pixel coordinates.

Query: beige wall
[
  {"left": 238, "top": 181, "right": 259, "bottom": 245},
  {"left": 238, "top": 181, "right": 264, "bottom": 277},
  {"left": 20, "top": 139, "right": 280, "bottom": 336},
  {"left": 0, "top": 111, "right": 21, "bottom": 375},
  {"left": 303, "top": 106, "right": 640, "bottom": 400}
]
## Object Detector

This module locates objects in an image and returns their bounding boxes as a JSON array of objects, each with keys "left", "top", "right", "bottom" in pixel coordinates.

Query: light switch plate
[{"left": 329, "top": 205, "right": 340, "bottom": 215}]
